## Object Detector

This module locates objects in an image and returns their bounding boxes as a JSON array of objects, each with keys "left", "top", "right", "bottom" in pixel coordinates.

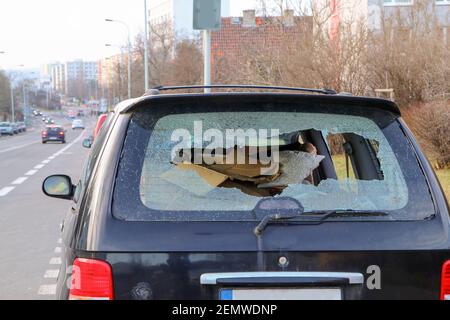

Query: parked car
[
  {"left": 0, "top": 122, "right": 14, "bottom": 136},
  {"left": 42, "top": 85, "right": 450, "bottom": 300},
  {"left": 11, "top": 123, "right": 20, "bottom": 134},
  {"left": 42, "top": 125, "right": 66, "bottom": 144},
  {"left": 45, "top": 118, "right": 55, "bottom": 125},
  {"left": 93, "top": 113, "right": 108, "bottom": 140},
  {"left": 71, "top": 119, "right": 84, "bottom": 130},
  {"left": 17, "top": 122, "right": 26, "bottom": 132},
  {"left": 67, "top": 110, "right": 76, "bottom": 119},
  {"left": 80, "top": 113, "right": 108, "bottom": 148}
]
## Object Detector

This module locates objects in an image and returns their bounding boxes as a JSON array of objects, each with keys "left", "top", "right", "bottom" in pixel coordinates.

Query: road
[{"left": 0, "top": 111, "right": 93, "bottom": 299}]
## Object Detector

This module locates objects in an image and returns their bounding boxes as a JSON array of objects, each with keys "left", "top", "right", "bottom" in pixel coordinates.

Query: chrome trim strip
[{"left": 201, "top": 272, "right": 364, "bottom": 285}]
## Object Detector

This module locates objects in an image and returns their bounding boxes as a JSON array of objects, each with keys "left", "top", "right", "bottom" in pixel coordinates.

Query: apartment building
[
  {"left": 97, "top": 54, "right": 122, "bottom": 102},
  {"left": 370, "top": 0, "right": 450, "bottom": 44},
  {"left": 315, "top": 0, "right": 449, "bottom": 42},
  {"left": 65, "top": 60, "right": 98, "bottom": 98},
  {"left": 43, "top": 62, "right": 66, "bottom": 93}
]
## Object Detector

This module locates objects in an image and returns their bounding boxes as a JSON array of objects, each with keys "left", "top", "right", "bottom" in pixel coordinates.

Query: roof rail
[{"left": 144, "top": 85, "right": 337, "bottom": 96}]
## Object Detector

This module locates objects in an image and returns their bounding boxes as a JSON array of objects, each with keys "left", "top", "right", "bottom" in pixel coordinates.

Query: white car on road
[{"left": 72, "top": 119, "right": 84, "bottom": 130}]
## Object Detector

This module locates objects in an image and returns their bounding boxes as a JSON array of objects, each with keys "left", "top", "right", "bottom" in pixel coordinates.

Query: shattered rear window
[{"left": 113, "top": 107, "right": 434, "bottom": 222}]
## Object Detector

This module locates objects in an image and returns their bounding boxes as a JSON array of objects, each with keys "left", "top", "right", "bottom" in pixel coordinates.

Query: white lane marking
[
  {"left": 57, "top": 238, "right": 62, "bottom": 244},
  {"left": 47, "top": 133, "right": 84, "bottom": 158},
  {"left": 25, "top": 170, "right": 38, "bottom": 176},
  {"left": 12, "top": 177, "right": 28, "bottom": 185},
  {"left": 0, "top": 187, "right": 15, "bottom": 197},
  {"left": 54, "top": 247, "right": 62, "bottom": 253},
  {"left": 34, "top": 164, "right": 45, "bottom": 169},
  {"left": 48, "top": 156, "right": 55, "bottom": 160},
  {"left": 0, "top": 140, "right": 39, "bottom": 154},
  {"left": 44, "top": 269, "right": 60, "bottom": 279},
  {"left": 49, "top": 257, "right": 62, "bottom": 265},
  {"left": 38, "top": 284, "right": 57, "bottom": 295},
  {"left": 1, "top": 131, "right": 86, "bottom": 201}
]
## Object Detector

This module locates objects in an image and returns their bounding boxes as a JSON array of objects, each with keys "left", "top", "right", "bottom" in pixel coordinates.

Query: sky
[
  {"left": 0, "top": 0, "right": 152, "bottom": 69},
  {"left": 0, "top": 0, "right": 260, "bottom": 70}
]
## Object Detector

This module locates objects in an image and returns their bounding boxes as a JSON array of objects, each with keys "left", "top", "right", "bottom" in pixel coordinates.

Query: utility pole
[
  {"left": 203, "top": 30, "right": 211, "bottom": 93},
  {"left": 144, "top": 0, "right": 150, "bottom": 92},
  {"left": 22, "top": 81, "right": 27, "bottom": 125},
  {"left": 46, "top": 87, "right": 49, "bottom": 108},
  {"left": 10, "top": 85, "right": 15, "bottom": 123}
]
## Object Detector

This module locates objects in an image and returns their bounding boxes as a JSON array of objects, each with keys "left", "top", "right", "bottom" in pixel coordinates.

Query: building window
[{"left": 383, "top": 0, "right": 413, "bottom": 5}]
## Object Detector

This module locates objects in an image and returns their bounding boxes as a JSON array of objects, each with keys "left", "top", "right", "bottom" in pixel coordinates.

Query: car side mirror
[
  {"left": 82, "top": 137, "right": 93, "bottom": 149},
  {"left": 42, "top": 175, "right": 74, "bottom": 200}
]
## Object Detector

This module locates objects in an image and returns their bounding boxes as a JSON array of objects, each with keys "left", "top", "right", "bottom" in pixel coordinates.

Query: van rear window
[{"left": 113, "top": 103, "right": 434, "bottom": 222}]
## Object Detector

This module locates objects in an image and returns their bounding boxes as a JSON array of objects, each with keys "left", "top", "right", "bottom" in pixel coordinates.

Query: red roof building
[{"left": 210, "top": 10, "right": 312, "bottom": 83}]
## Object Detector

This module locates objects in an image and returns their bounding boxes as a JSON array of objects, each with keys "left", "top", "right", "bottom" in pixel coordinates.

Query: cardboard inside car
[{"left": 167, "top": 145, "right": 324, "bottom": 197}]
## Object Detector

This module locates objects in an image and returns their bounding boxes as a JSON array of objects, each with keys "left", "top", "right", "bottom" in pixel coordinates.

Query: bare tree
[
  {"left": 0, "top": 70, "right": 11, "bottom": 120},
  {"left": 168, "top": 39, "right": 203, "bottom": 85},
  {"left": 148, "top": 19, "right": 176, "bottom": 86},
  {"left": 127, "top": 19, "right": 203, "bottom": 90},
  {"left": 215, "top": 0, "right": 369, "bottom": 94},
  {"left": 366, "top": 0, "right": 450, "bottom": 105},
  {"left": 403, "top": 100, "right": 450, "bottom": 168}
]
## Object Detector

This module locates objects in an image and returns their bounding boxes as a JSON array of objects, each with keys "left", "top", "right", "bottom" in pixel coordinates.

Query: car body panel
[{"left": 55, "top": 250, "right": 448, "bottom": 300}]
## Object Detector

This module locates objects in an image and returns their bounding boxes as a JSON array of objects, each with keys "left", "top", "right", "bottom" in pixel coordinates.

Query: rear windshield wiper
[{"left": 254, "top": 210, "right": 388, "bottom": 236}]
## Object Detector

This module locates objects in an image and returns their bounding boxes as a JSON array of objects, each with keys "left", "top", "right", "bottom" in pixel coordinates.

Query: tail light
[
  {"left": 441, "top": 260, "right": 450, "bottom": 300},
  {"left": 59, "top": 131, "right": 64, "bottom": 135},
  {"left": 42, "top": 131, "right": 47, "bottom": 136},
  {"left": 69, "top": 258, "right": 114, "bottom": 300}
]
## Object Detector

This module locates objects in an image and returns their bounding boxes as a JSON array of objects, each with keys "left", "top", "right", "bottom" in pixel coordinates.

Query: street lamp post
[
  {"left": 105, "top": 19, "right": 131, "bottom": 99},
  {"left": 22, "top": 82, "right": 27, "bottom": 124}
]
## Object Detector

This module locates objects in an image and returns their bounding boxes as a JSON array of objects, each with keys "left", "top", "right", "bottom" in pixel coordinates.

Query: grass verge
[{"left": 435, "top": 169, "right": 450, "bottom": 201}]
